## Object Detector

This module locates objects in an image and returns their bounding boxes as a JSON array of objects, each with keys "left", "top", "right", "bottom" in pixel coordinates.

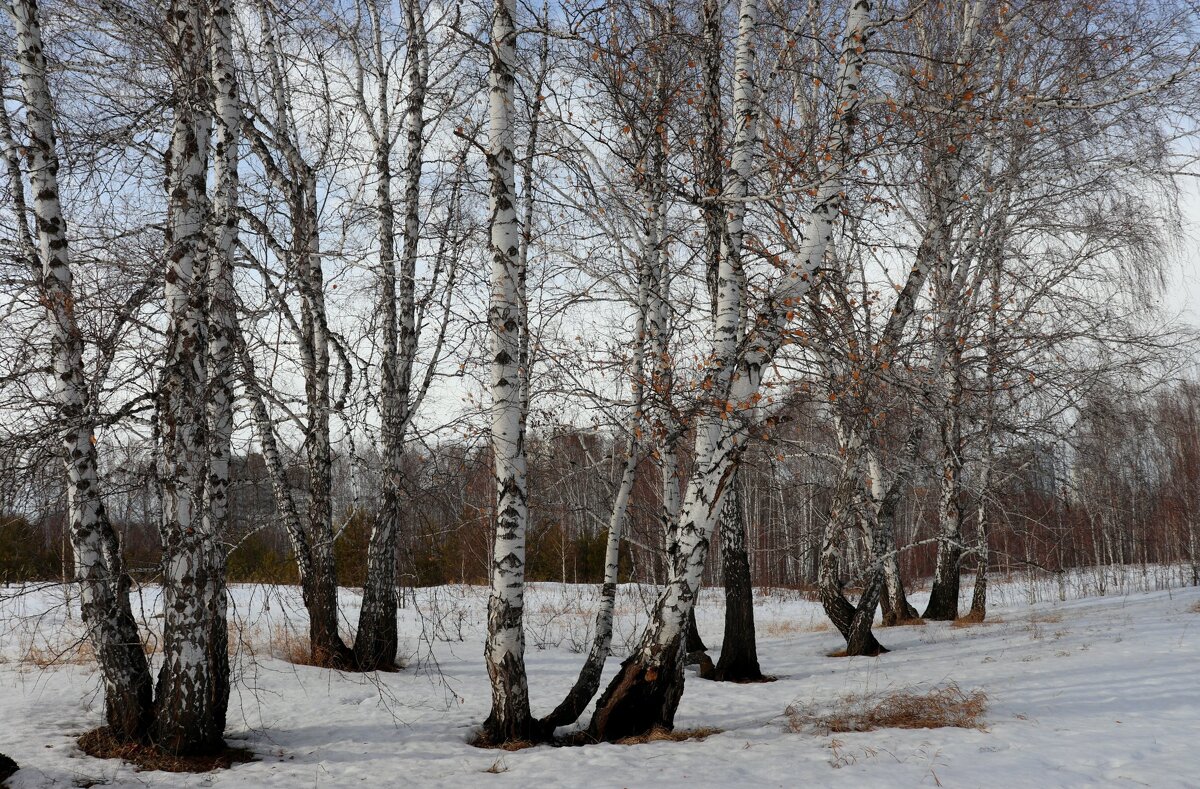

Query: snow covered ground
[{"left": 1, "top": 567, "right": 1198, "bottom": 787}]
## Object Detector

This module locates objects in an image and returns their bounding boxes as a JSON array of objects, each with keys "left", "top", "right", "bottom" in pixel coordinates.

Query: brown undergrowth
[
  {"left": 472, "top": 726, "right": 724, "bottom": 750},
  {"left": 761, "top": 619, "right": 831, "bottom": 637},
  {"left": 787, "top": 683, "right": 987, "bottom": 734},
  {"left": 883, "top": 617, "right": 927, "bottom": 628},
  {"left": 952, "top": 614, "right": 1003, "bottom": 628},
  {"left": 77, "top": 728, "right": 253, "bottom": 773}
]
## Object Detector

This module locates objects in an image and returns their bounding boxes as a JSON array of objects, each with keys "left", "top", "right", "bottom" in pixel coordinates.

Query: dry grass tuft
[
  {"left": 761, "top": 619, "right": 830, "bottom": 637},
  {"left": 884, "top": 617, "right": 927, "bottom": 628},
  {"left": 77, "top": 728, "right": 253, "bottom": 773},
  {"left": 1188, "top": 601, "right": 1200, "bottom": 614},
  {"left": 1027, "top": 612, "right": 1063, "bottom": 624},
  {"left": 22, "top": 640, "right": 95, "bottom": 668},
  {"left": 787, "top": 683, "right": 987, "bottom": 734},
  {"left": 612, "top": 726, "right": 723, "bottom": 745},
  {"left": 266, "top": 624, "right": 316, "bottom": 666},
  {"left": 951, "top": 613, "right": 1002, "bottom": 628}
]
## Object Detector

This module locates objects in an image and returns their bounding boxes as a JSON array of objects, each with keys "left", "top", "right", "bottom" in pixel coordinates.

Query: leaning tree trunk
[
  {"left": 588, "top": 0, "right": 873, "bottom": 741},
  {"left": 5, "top": 0, "right": 152, "bottom": 742},
  {"left": 153, "top": 0, "right": 228, "bottom": 754},
  {"left": 480, "top": 0, "right": 538, "bottom": 745},
  {"left": 541, "top": 443, "right": 639, "bottom": 729},
  {"left": 711, "top": 475, "right": 763, "bottom": 680}
]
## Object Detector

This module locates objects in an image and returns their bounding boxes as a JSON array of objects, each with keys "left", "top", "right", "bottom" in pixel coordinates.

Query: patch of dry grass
[
  {"left": 1188, "top": 601, "right": 1200, "bottom": 614},
  {"left": 611, "top": 726, "right": 723, "bottom": 745},
  {"left": 78, "top": 728, "right": 253, "bottom": 773},
  {"left": 264, "top": 624, "right": 315, "bottom": 666},
  {"left": 22, "top": 639, "right": 95, "bottom": 668},
  {"left": 951, "top": 614, "right": 1002, "bottom": 628},
  {"left": 761, "top": 619, "right": 830, "bottom": 637},
  {"left": 884, "top": 617, "right": 927, "bottom": 628},
  {"left": 787, "top": 683, "right": 987, "bottom": 734}
]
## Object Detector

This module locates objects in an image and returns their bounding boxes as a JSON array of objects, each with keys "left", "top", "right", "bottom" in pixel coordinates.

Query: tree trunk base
[
  {"left": 78, "top": 727, "right": 251, "bottom": 771},
  {"left": 588, "top": 647, "right": 683, "bottom": 742},
  {"left": 880, "top": 594, "right": 921, "bottom": 627},
  {"left": 0, "top": 753, "right": 17, "bottom": 784},
  {"left": 309, "top": 639, "right": 359, "bottom": 671},
  {"left": 474, "top": 712, "right": 547, "bottom": 748},
  {"left": 707, "top": 664, "right": 765, "bottom": 682},
  {"left": 923, "top": 576, "right": 961, "bottom": 621}
]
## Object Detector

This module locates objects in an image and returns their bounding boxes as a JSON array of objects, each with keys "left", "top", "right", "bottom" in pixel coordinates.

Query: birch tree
[
  {"left": 589, "top": 0, "right": 875, "bottom": 740},
  {"left": 480, "top": 0, "right": 536, "bottom": 743},
  {"left": 153, "top": 0, "right": 228, "bottom": 754},
  {"left": 2, "top": 0, "right": 152, "bottom": 743}
]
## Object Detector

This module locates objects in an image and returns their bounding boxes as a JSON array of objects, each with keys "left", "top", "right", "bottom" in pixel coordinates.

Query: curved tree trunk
[
  {"left": 542, "top": 444, "right": 638, "bottom": 730},
  {"left": 817, "top": 477, "right": 886, "bottom": 656},
  {"left": 588, "top": 0, "right": 872, "bottom": 741},
  {"left": 3, "top": 0, "right": 152, "bottom": 741}
]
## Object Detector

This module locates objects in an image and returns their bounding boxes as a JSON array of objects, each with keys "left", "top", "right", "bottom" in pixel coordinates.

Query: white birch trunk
[
  {"left": 482, "top": 0, "right": 535, "bottom": 742},
  {"left": 5, "top": 0, "right": 152, "bottom": 741},
  {"left": 154, "top": 0, "right": 227, "bottom": 754}
]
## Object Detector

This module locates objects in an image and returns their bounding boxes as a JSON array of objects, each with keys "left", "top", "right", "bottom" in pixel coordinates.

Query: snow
[{"left": 1, "top": 569, "right": 1198, "bottom": 787}]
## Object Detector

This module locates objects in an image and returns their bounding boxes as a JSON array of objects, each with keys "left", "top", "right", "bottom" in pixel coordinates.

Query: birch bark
[
  {"left": 5, "top": 0, "right": 152, "bottom": 742},
  {"left": 356, "top": 0, "right": 428, "bottom": 672},
  {"left": 153, "top": 0, "right": 228, "bottom": 754},
  {"left": 481, "top": 0, "right": 537, "bottom": 743}
]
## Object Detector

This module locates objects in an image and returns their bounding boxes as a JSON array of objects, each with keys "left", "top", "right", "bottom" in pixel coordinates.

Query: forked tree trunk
[
  {"left": 249, "top": 0, "right": 354, "bottom": 671},
  {"left": 356, "top": 0, "right": 429, "bottom": 672},
  {"left": 153, "top": 0, "right": 228, "bottom": 754},
  {"left": 817, "top": 467, "right": 886, "bottom": 656},
  {"left": 4, "top": 0, "right": 152, "bottom": 742}
]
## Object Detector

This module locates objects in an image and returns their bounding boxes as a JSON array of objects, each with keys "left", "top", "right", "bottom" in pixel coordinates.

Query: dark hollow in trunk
[
  {"left": 684, "top": 606, "right": 707, "bottom": 663},
  {"left": 587, "top": 637, "right": 684, "bottom": 742}
]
